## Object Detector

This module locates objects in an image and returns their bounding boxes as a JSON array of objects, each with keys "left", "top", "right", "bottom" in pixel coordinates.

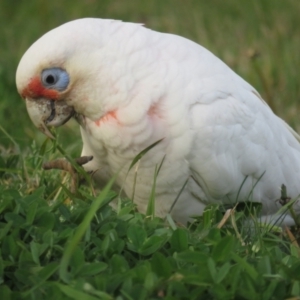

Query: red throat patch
[{"left": 21, "top": 76, "right": 59, "bottom": 100}]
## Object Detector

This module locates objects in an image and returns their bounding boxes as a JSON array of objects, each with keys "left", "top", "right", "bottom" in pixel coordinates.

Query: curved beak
[{"left": 25, "top": 98, "right": 74, "bottom": 139}]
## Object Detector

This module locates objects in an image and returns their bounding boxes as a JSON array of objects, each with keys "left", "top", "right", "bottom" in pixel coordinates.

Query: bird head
[
  {"left": 16, "top": 18, "right": 134, "bottom": 139},
  {"left": 16, "top": 23, "right": 79, "bottom": 139},
  {"left": 18, "top": 68, "right": 74, "bottom": 139}
]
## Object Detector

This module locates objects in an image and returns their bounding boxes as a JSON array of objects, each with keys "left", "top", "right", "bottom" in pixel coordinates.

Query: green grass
[
  {"left": 1, "top": 147, "right": 300, "bottom": 299},
  {"left": 1, "top": 0, "right": 300, "bottom": 298}
]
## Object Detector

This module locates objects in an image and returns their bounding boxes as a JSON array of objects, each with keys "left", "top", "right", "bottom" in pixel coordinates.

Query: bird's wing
[
  {"left": 279, "top": 118, "right": 300, "bottom": 143},
  {"left": 187, "top": 73, "right": 300, "bottom": 210}
]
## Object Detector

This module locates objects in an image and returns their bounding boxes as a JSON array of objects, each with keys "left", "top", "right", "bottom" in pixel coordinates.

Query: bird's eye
[{"left": 41, "top": 68, "right": 70, "bottom": 91}]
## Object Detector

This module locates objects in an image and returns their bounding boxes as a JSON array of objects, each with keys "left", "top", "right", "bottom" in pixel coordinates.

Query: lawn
[{"left": 1, "top": 0, "right": 300, "bottom": 299}]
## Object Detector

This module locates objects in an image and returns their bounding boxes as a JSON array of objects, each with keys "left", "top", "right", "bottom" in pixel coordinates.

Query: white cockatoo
[{"left": 16, "top": 18, "right": 300, "bottom": 225}]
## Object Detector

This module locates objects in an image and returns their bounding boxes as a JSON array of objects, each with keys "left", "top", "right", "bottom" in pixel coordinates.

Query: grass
[
  {"left": 1, "top": 0, "right": 300, "bottom": 298},
  {"left": 1, "top": 147, "right": 300, "bottom": 299}
]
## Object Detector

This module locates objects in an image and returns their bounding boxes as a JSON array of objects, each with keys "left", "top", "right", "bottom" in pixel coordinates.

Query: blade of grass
[
  {"left": 22, "top": 262, "right": 59, "bottom": 297},
  {"left": 119, "top": 138, "right": 163, "bottom": 201},
  {"left": 231, "top": 252, "right": 258, "bottom": 281},
  {"left": 167, "top": 177, "right": 189, "bottom": 216},
  {"left": 0, "top": 124, "right": 20, "bottom": 152},
  {"left": 285, "top": 226, "right": 300, "bottom": 258},
  {"left": 235, "top": 176, "right": 249, "bottom": 203},
  {"left": 59, "top": 173, "right": 118, "bottom": 283},
  {"left": 131, "top": 159, "right": 140, "bottom": 201},
  {"left": 146, "top": 156, "right": 165, "bottom": 218},
  {"left": 55, "top": 283, "right": 112, "bottom": 300},
  {"left": 127, "top": 139, "right": 164, "bottom": 173},
  {"left": 246, "top": 171, "right": 266, "bottom": 201}
]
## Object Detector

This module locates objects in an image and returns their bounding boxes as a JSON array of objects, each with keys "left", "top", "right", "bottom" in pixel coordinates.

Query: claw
[{"left": 42, "top": 156, "right": 93, "bottom": 193}]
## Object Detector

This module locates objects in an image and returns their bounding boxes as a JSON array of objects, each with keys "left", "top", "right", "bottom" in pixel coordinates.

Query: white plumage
[{"left": 16, "top": 18, "right": 300, "bottom": 225}]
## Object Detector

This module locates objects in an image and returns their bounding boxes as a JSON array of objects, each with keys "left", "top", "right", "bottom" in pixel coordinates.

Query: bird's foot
[{"left": 42, "top": 156, "right": 93, "bottom": 193}]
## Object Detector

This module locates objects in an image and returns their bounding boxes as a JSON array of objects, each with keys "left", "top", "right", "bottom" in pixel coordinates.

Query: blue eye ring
[{"left": 41, "top": 68, "right": 70, "bottom": 91}]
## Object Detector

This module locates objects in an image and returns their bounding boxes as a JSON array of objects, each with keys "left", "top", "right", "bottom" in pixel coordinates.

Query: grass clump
[{"left": 0, "top": 141, "right": 299, "bottom": 299}]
